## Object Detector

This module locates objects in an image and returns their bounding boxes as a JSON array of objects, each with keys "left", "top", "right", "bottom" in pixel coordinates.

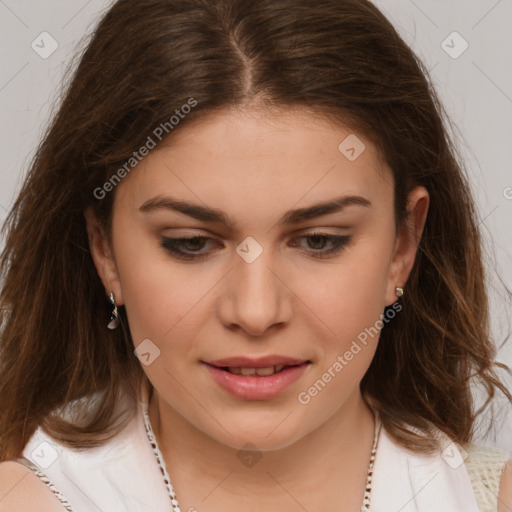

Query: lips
[
  {"left": 205, "top": 355, "right": 309, "bottom": 368},
  {"left": 204, "top": 356, "right": 309, "bottom": 377},
  {"left": 202, "top": 355, "right": 311, "bottom": 400}
]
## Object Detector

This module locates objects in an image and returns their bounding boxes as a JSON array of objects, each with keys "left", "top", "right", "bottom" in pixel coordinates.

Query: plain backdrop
[{"left": 0, "top": 0, "right": 511, "bottom": 452}]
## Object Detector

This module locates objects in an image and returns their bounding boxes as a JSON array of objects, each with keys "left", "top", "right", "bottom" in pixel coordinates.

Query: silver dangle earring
[
  {"left": 395, "top": 286, "right": 404, "bottom": 298},
  {"left": 107, "top": 292, "right": 120, "bottom": 329}
]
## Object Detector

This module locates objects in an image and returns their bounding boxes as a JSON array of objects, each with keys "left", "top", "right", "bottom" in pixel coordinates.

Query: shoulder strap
[
  {"left": 464, "top": 443, "right": 511, "bottom": 512},
  {"left": 14, "top": 456, "right": 77, "bottom": 512}
]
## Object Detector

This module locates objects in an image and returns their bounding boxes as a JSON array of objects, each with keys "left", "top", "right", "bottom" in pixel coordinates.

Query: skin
[
  {"left": 85, "top": 107, "right": 430, "bottom": 512},
  {"left": 499, "top": 462, "right": 512, "bottom": 512}
]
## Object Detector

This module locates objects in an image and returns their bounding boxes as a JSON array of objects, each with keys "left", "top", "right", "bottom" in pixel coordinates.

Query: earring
[
  {"left": 395, "top": 287, "right": 404, "bottom": 297},
  {"left": 107, "top": 292, "right": 120, "bottom": 329}
]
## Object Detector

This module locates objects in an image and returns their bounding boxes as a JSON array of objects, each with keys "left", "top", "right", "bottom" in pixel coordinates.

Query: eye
[
  {"left": 159, "top": 236, "right": 217, "bottom": 261},
  {"left": 290, "top": 232, "right": 351, "bottom": 259}
]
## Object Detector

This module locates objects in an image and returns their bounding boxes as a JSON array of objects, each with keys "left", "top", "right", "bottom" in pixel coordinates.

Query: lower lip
[{"left": 203, "top": 363, "right": 309, "bottom": 400}]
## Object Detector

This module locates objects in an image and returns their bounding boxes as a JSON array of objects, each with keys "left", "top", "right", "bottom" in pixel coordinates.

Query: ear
[
  {"left": 385, "top": 186, "right": 429, "bottom": 306},
  {"left": 84, "top": 207, "right": 124, "bottom": 305}
]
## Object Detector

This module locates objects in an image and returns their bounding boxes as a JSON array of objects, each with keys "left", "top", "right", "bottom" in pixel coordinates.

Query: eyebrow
[{"left": 139, "top": 194, "right": 371, "bottom": 227}]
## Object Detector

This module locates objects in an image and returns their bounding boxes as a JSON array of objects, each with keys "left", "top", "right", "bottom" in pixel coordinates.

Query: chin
[{"left": 204, "top": 415, "right": 308, "bottom": 452}]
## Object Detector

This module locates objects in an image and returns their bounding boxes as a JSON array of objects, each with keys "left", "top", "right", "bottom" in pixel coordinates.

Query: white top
[{"left": 16, "top": 381, "right": 510, "bottom": 512}]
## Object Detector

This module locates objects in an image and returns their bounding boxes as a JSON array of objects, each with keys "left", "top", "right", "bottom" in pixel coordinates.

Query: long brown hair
[{"left": 1, "top": 0, "right": 510, "bottom": 461}]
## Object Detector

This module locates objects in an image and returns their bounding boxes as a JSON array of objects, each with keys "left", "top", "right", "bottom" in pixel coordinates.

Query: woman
[{"left": 0, "top": 0, "right": 510, "bottom": 510}]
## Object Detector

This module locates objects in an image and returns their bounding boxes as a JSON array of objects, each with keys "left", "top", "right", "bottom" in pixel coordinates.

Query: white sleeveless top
[{"left": 16, "top": 381, "right": 510, "bottom": 512}]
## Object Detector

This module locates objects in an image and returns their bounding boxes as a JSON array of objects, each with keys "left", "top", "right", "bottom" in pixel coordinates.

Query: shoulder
[
  {"left": 463, "top": 442, "right": 511, "bottom": 512},
  {"left": 0, "top": 461, "right": 65, "bottom": 512},
  {"left": 498, "top": 460, "right": 512, "bottom": 512}
]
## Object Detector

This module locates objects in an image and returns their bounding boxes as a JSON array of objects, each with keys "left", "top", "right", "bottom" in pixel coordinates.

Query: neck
[{"left": 148, "top": 385, "right": 376, "bottom": 511}]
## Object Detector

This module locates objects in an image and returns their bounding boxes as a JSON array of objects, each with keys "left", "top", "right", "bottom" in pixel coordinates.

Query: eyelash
[{"left": 159, "top": 232, "right": 351, "bottom": 261}]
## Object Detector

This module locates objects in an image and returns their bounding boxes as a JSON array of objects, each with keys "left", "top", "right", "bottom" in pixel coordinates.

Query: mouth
[
  {"left": 206, "top": 363, "right": 304, "bottom": 376},
  {"left": 204, "top": 355, "right": 310, "bottom": 368},
  {"left": 202, "top": 357, "right": 311, "bottom": 400}
]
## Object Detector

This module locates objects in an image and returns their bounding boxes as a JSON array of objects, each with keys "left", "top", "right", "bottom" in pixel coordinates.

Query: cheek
[
  {"left": 292, "top": 235, "right": 393, "bottom": 349},
  {"left": 293, "top": 246, "right": 392, "bottom": 412},
  {"left": 111, "top": 223, "right": 202, "bottom": 347}
]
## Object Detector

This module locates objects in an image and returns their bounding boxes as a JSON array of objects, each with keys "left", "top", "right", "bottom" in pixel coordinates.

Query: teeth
[
  {"left": 255, "top": 366, "right": 275, "bottom": 376},
  {"left": 225, "top": 365, "right": 289, "bottom": 376}
]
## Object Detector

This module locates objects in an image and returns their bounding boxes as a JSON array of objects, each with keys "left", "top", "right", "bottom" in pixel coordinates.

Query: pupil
[
  {"left": 186, "top": 237, "right": 204, "bottom": 250},
  {"left": 309, "top": 235, "right": 326, "bottom": 249}
]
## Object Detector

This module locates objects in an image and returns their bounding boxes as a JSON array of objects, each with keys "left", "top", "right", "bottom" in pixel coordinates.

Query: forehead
[{"left": 114, "top": 107, "right": 393, "bottom": 221}]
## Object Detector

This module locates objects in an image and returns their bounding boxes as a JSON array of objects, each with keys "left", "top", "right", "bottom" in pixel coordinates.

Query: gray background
[{"left": 1, "top": 0, "right": 511, "bottom": 452}]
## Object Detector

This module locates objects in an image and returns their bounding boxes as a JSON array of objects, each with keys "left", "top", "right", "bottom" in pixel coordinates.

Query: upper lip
[{"left": 204, "top": 356, "right": 310, "bottom": 368}]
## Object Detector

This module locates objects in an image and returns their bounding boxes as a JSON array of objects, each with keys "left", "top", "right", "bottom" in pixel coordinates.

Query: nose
[{"left": 217, "top": 244, "right": 292, "bottom": 337}]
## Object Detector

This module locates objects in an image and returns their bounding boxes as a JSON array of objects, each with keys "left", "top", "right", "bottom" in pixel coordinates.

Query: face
[{"left": 86, "top": 107, "right": 428, "bottom": 451}]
